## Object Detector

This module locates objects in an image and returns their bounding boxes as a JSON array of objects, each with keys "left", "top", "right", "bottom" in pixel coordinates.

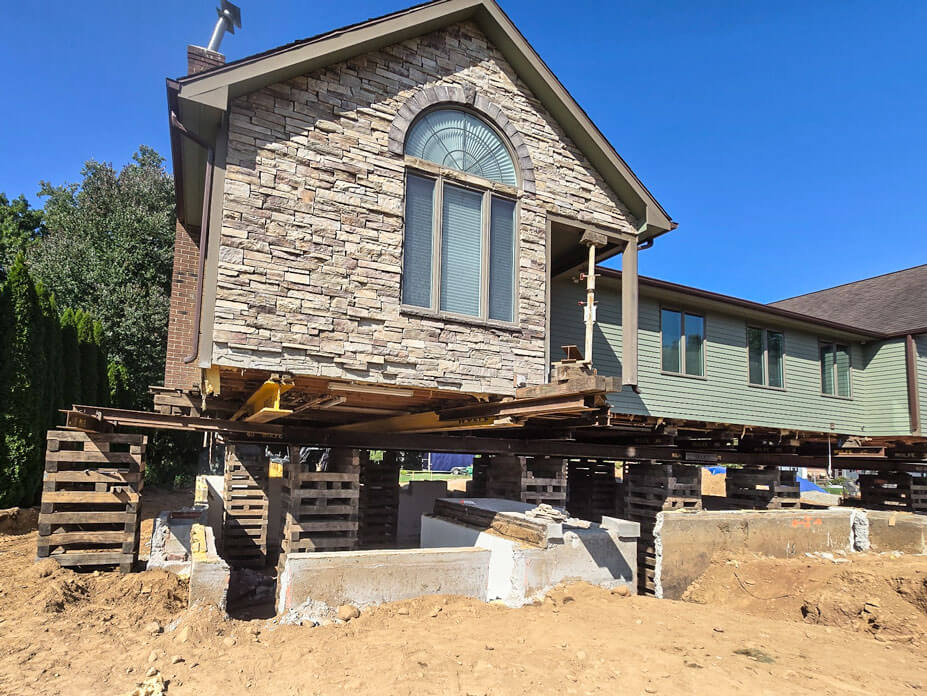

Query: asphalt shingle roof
[{"left": 770, "top": 265, "right": 927, "bottom": 335}]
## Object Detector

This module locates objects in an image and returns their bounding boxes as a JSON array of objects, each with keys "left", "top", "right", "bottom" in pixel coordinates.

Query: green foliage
[
  {"left": 75, "top": 310, "right": 98, "bottom": 406},
  {"left": 0, "top": 255, "right": 45, "bottom": 507},
  {"left": 30, "top": 146, "right": 175, "bottom": 410},
  {"left": 107, "top": 361, "right": 131, "bottom": 408},
  {"left": 59, "top": 308, "right": 81, "bottom": 409},
  {"left": 0, "top": 194, "right": 44, "bottom": 278},
  {"left": 145, "top": 431, "right": 202, "bottom": 489}
]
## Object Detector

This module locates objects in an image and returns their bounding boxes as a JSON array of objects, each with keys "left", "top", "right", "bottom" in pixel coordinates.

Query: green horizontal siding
[
  {"left": 918, "top": 335, "right": 927, "bottom": 434},
  {"left": 859, "top": 339, "right": 910, "bottom": 436},
  {"left": 550, "top": 278, "right": 880, "bottom": 434}
]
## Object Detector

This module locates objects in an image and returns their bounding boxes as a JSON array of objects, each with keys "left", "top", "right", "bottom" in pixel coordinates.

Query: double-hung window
[
  {"left": 401, "top": 109, "right": 518, "bottom": 323},
  {"left": 661, "top": 309, "right": 705, "bottom": 376},
  {"left": 820, "top": 341, "right": 851, "bottom": 397},
  {"left": 747, "top": 327, "right": 785, "bottom": 388}
]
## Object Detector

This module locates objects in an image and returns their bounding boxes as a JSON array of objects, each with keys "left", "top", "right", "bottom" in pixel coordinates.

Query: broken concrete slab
[
  {"left": 189, "top": 523, "right": 230, "bottom": 613},
  {"left": 276, "top": 547, "right": 491, "bottom": 614}
]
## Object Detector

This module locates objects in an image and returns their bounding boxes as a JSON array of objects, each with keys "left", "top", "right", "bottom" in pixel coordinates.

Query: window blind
[
  {"left": 440, "top": 184, "right": 483, "bottom": 316},
  {"left": 488, "top": 197, "right": 515, "bottom": 322},
  {"left": 401, "top": 175, "right": 434, "bottom": 308}
]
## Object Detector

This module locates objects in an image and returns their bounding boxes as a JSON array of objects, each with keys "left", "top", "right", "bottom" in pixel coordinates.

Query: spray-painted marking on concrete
[{"left": 791, "top": 516, "right": 823, "bottom": 528}]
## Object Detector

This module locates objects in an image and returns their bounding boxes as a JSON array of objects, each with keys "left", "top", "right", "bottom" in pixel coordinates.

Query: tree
[
  {"left": 0, "top": 255, "right": 45, "bottom": 506},
  {"left": 75, "top": 310, "right": 98, "bottom": 406},
  {"left": 36, "top": 282, "right": 64, "bottom": 435},
  {"left": 59, "top": 308, "right": 82, "bottom": 409},
  {"left": 0, "top": 194, "right": 44, "bottom": 279},
  {"left": 30, "top": 146, "right": 175, "bottom": 409}
]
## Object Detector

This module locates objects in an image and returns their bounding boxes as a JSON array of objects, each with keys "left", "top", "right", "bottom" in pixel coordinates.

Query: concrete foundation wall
[
  {"left": 397, "top": 481, "right": 448, "bottom": 546},
  {"left": 276, "top": 547, "right": 490, "bottom": 613},
  {"left": 421, "top": 513, "right": 637, "bottom": 606},
  {"left": 656, "top": 508, "right": 861, "bottom": 600},
  {"left": 865, "top": 510, "right": 927, "bottom": 554}
]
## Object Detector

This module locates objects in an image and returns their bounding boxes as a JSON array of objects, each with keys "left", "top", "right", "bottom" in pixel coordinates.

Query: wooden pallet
[
  {"left": 222, "top": 445, "right": 270, "bottom": 568},
  {"left": 468, "top": 455, "right": 568, "bottom": 508},
  {"left": 859, "top": 472, "right": 920, "bottom": 511},
  {"left": 37, "top": 431, "right": 145, "bottom": 572},
  {"left": 281, "top": 449, "right": 359, "bottom": 557},
  {"left": 358, "top": 451, "right": 400, "bottom": 549},
  {"left": 624, "top": 462, "right": 702, "bottom": 595},
  {"left": 567, "top": 458, "right": 619, "bottom": 522},
  {"left": 726, "top": 467, "right": 800, "bottom": 510}
]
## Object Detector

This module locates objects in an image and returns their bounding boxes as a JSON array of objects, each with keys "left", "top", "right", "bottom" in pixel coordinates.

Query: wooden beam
[{"left": 63, "top": 409, "right": 114, "bottom": 433}]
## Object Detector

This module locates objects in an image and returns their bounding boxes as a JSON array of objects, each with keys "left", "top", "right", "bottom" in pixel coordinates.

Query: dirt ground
[{"left": 1, "top": 494, "right": 926, "bottom": 696}]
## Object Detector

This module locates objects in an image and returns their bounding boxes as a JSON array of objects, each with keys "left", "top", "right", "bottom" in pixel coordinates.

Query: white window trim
[
  {"left": 819, "top": 340, "right": 852, "bottom": 399},
  {"left": 747, "top": 326, "right": 787, "bottom": 390},
  {"left": 660, "top": 307, "right": 706, "bottom": 378}
]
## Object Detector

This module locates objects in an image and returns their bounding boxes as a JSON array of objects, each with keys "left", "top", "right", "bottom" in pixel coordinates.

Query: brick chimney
[{"left": 187, "top": 45, "right": 225, "bottom": 75}]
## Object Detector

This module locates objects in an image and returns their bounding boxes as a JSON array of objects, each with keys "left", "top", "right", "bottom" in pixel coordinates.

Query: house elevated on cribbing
[{"left": 153, "top": 0, "right": 927, "bottom": 469}]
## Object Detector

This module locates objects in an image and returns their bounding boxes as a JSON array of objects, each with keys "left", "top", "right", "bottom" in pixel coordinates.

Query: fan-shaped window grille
[{"left": 405, "top": 109, "right": 517, "bottom": 186}]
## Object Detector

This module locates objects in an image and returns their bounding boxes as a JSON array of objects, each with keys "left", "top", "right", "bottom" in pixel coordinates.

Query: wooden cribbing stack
[
  {"left": 725, "top": 466, "right": 800, "bottom": 509},
  {"left": 38, "top": 430, "right": 146, "bottom": 573},
  {"left": 358, "top": 451, "right": 401, "bottom": 549},
  {"left": 859, "top": 471, "right": 927, "bottom": 513},
  {"left": 222, "top": 445, "right": 271, "bottom": 568},
  {"left": 624, "top": 462, "right": 701, "bottom": 595},
  {"left": 280, "top": 447, "right": 359, "bottom": 559},
  {"left": 468, "top": 455, "right": 567, "bottom": 508},
  {"left": 566, "top": 458, "right": 619, "bottom": 523}
]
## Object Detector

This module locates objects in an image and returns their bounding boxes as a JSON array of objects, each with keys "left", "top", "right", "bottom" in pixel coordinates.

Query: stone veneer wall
[{"left": 214, "top": 21, "right": 637, "bottom": 394}]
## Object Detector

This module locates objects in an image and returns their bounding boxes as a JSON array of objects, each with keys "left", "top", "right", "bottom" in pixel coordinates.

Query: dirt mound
[
  {"left": 0, "top": 507, "right": 38, "bottom": 535},
  {"left": 684, "top": 554, "right": 927, "bottom": 643}
]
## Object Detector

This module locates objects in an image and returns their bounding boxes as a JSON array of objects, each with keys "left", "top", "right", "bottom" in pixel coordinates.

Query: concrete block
[
  {"left": 421, "top": 513, "right": 637, "bottom": 606},
  {"left": 656, "top": 508, "right": 858, "bottom": 600},
  {"left": 600, "top": 516, "right": 641, "bottom": 538},
  {"left": 189, "top": 524, "right": 230, "bottom": 613},
  {"left": 865, "top": 510, "right": 927, "bottom": 554},
  {"left": 397, "top": 480, "right": 448, "bottom": 545},
  {"left": 276, "top": 547, "right": 491, "bottom": 614}
]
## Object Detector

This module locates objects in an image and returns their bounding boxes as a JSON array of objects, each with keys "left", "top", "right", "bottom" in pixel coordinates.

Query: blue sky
[{"left": 2, "top": 0, "right": 925, "bottom": 302}]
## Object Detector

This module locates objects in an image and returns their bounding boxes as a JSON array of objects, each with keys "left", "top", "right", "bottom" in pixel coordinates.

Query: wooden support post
[{"left": 621, "top": 238, "right": 639, "bottom": 389}]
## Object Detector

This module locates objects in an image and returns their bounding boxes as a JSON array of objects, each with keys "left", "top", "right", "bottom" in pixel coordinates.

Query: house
[{"left": 149, "top": 0, "right": 927, "bottom": 467}]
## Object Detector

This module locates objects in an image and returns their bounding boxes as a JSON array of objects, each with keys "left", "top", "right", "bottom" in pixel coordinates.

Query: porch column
[{"left": 621, "top": 239, "right": 639, "bottom": 389}]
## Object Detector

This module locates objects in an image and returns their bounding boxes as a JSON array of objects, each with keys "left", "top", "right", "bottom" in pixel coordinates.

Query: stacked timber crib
[
  {"left": 358, "top": 451, "right": 400, "bottom": 549},
  {"left": 566, "top": 458, "right": 619, "bottom": 522},
  {"left": 725, "top": 466, "right": 800, "bottom": 509},
  {"left": 859, "top": 472, "right": 927, "bottom": 513},
  {"left": 280, "top": 447, "right": 359, "bottom": 561},
  {"left": 222, "top": 445, "right": 271, "bottom": 568},
  {"left": 624, "top": 463, "right": 701, "bottom": 595},
  {"left": 38, "top": 431, "right": 145, "bottom": 573},
  {"left": 468, "top": 455, "right": 567, "bottom": 508}
]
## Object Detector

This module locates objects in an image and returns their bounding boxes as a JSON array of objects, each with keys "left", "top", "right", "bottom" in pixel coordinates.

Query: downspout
[
  {"left": 905, "top": 334, "right": 921, "bottom": 435},
  {"left": 169, "top": 111, "right": 215, "bottom": 365}
]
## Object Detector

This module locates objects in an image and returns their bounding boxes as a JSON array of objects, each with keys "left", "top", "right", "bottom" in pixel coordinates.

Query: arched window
[{"left": 401, "top": 108, "right": 518, "bottom": 322}]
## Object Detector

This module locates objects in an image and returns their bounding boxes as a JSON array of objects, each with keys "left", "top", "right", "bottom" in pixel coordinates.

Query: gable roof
[
  {"left": 167, "top": 0, "right": 674, "bottom": 239},
  {"left": 770, "top": 265, "right": 927, "bottom": 336}
]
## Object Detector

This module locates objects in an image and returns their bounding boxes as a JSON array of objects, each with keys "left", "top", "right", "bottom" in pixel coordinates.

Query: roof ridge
[{"left": 771, "top": 263, "right": 927, "bottom": 305}]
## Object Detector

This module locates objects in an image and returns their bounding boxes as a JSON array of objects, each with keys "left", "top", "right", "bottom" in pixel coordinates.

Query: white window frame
[
  {"left": 820, "top": 340, "right": 852, "bottom": 398},
  {"left": 660, "top": 307, "right": 706, "bottom": 378},
  {"left": 747, "top": 326, "right": 786, "bottom": 390}
]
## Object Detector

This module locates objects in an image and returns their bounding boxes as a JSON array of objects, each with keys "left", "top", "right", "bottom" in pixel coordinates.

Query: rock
[
  {"left": 337, "top": 604, "right": 360, "bottom": 622},
  {"left": 223, "top": 636, "right": 236, "bottom": 647},
  {"left": 147, "top": 650, "right": 159, "bottom": 664},
  {"left": 396, "top": 607, "right": 410, "bottom": 616},
  {"left": 485, "top": 644, "right": 495, "bottom": 651},
  {"left": 176, "top": 626, "right": 192, "bottom": 644},
  {"left": 610, "top": 585, "right": 630, "bottom": 597},
  {"left": 145, "top": 667, "right": 159, "bottom": 677},
  {"left": 144, "top": 621, "right": 162, "bottom": 635},
  {"left": 171, "top": 655, "right": 184, "bottom": 664}
]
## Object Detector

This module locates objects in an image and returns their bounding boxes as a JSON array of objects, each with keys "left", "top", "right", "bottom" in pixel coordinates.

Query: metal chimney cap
[{"left": 207, "top": 0, "right": 242, "bottom": 52}]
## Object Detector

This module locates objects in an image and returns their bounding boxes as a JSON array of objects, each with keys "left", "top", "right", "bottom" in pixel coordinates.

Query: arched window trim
[
  {"left": 404, "top": 106, "right": 520, "bottom": 187},
  {"left": 388, "top": 85, "right": 535, "bottom": 194}
]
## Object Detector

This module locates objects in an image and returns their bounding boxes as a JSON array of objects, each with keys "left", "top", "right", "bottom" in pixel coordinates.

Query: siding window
[
  {"left": 401, "top": 109, "right": 517, "bottom": 322},
  {"left": 820, "top": 341, "right": 851, "bottom": 397},
  {"left": 748, "top": 327, "right": 785, "bottom": 388},
  {"left": 662, "top": 309, "right": 705, "bottom": 376}
]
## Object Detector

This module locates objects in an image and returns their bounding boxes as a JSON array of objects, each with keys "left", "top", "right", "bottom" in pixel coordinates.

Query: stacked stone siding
[{"left": 213, "top": 21, "right": 636, "bottom": 394}]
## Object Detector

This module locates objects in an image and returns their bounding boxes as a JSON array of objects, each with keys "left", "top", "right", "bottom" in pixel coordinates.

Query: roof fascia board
[
  {"left": 596, "top": 267, "right": 882, "bottom": 340},
  {"left": 174, "top": 0, "right": 674, "bottom": 235}
]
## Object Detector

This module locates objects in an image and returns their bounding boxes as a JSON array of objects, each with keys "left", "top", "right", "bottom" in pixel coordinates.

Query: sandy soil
[{"left": 1, "top": 499, "right": 926, "bottom": 695}]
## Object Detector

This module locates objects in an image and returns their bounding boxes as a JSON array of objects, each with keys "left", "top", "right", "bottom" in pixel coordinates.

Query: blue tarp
[
  {"left": 797, "top": 476, "right": 827, "bottom": 493},
  {"left": 429, "top": 453, "right": 474, "bottom": 472},
  {"left": 705, "top": 466, "right": 727, "bottom": 475}
]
